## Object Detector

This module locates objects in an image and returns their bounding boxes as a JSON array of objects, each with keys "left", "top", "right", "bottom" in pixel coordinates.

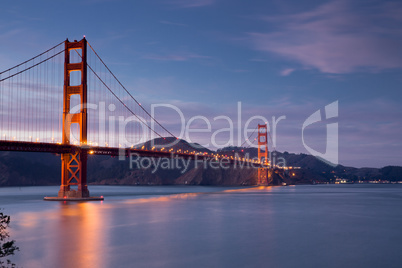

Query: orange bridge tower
[
  {"left": 58, "top": 38, "right": 89, "bottom": 198},
  {"left": 257, "top": 124, "right": 271, "bottom": 185}
]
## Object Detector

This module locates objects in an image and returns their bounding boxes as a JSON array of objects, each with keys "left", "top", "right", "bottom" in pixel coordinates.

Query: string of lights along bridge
[{"left": 0, "top": 37, "right": 283, "bottom": 200}]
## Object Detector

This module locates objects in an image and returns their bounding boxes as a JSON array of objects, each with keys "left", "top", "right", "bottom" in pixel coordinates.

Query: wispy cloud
[
  {"left": 247, "top": 0, "right": 402, "bottom": 74},
  {"left": 280, "top": 68, "right": 295, "bottom": 76},
  {"left": 231, "top": 69, "right": 250, "bottom": 73},
  {"left": 143, "top": 52, "right": 210, "bottom": 61},
  {"left": 249, "top": 58, "right": 267, "bottom": 62},
  {"left": 6, "top": 9, "right": 44, "bottom": 22},
  {"left": 160, "top": 20, "right": 188, "bottom": 27},
  {"left": 0, "top": 28, "right": 51, "bottom": 70},
  {"left": 168, "top": 0, "right": 216, "bottom": 8},
  {"left": 0, "top": 28, "right": 25, "bottom": 41},
  {"left": 83, "top": 0, "right": 114, "bottom": 3}
]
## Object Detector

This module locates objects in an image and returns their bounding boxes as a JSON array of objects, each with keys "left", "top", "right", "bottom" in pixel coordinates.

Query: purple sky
[{"left": 0, "top": 0, "right": 401, "bottom": 168}]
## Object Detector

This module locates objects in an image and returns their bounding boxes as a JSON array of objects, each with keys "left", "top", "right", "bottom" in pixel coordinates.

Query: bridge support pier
[{"left": 58, "top": 150, "right": 89, "bottom": 198}]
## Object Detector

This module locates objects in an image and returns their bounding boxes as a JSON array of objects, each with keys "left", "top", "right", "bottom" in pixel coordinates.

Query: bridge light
[{"left": 89, "top": 150, "right": 94, "bottom": 155}]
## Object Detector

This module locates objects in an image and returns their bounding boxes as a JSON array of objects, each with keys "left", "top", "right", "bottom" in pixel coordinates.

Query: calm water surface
[{"left": 1, "top": 184, "right": 402, "bottom": 268}]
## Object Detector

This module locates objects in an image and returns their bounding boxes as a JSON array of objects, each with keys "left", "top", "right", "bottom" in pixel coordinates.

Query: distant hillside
[
  {"left": 136, "top": 137, "right": 212, "bottom": 153},
  {"left": 0, "top": 141, "right": 401, "bottom": 187},
  {"left": 217, "top": 146, "right": 402, "bottom": 184},
  {"left": 0, "top": 151, "right": 60, "bottom": 186}
]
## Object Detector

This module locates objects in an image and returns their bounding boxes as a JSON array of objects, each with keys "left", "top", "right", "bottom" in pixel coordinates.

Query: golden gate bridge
[{"left": 0, "top": 38, "right": 276, "bottom": 200}]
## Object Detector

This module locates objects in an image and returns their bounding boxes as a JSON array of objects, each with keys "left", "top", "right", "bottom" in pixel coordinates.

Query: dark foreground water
[{"left": 1, "top": 184, "right": 402, "bottom": 268}]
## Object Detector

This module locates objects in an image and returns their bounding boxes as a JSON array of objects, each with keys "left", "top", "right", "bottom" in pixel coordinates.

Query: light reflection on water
[{"left": 2, "top": 184, "right": 402, "bottom": 268}]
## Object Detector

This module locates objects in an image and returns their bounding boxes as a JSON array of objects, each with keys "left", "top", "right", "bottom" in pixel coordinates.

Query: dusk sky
[{"left": 1, "top": 0, "right": 401, "bottom": 168}]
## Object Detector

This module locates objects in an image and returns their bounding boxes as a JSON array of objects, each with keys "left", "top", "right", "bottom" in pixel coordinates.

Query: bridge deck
[{"left": 0, "top": 140, "right": 267, "bottom": 167}]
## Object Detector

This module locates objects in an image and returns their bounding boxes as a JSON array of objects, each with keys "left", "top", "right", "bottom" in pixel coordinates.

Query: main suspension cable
[
  {"left": 87, "top": 41, "right": 177, "bottom": 139},
  {"left": 0, "top": 41, "right": 64, "bottom": 75},
  {"left": 0, "top": 50, "right": 64, "bottom": 82},
  {"left": 268, "top": 130, "right": 275, "bottom": 151},
  {"left": 72, "top": 49, "right": 165, "bottom": 140},
  {"left": 86, "top": 61, "right": 165, "bottom": 139},
  {"left": 241, "top": 126, "right": 257, "bottom": 147}
]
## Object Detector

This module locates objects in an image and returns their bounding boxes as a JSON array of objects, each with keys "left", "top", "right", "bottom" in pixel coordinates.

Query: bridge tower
[
  {"left": 257, "top": 124, "right": 270, "bottom": 185},
  {"left": 58, "top": 38, "right": 89, "bottom": 198}
]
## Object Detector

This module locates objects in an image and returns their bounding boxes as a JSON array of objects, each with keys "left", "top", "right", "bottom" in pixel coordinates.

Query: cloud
[
  {"left": 160, "top": 20, "right": 188, "bottom": 27},
  {"left": 168, "top": 0, "right": 216, "bottom": 8},
  {"left": 0, "top": 28, "right": 56, "bottom": 71},
  {"left": 247, "top": 0, "right": 402, "bottom": 74},
  {"left": 231, "top": 69, "right": 250, "bottom": 73},
  {"left": 143, "top": 52, "right": 210, "bottom": 61},
  {"left": 280, "top": 68, "right": 294, "bottom": 76},
  {"left": 249, "top": 58, "right": 267, "bottom": 62}
]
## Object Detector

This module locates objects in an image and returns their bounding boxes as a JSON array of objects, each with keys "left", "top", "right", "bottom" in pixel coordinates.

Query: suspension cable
[
  {"left": 86, "top": 61, "right": 165, "bottom": 139},
  {"left": 87, "top": 41, "right": 177, "bottom": 138},
  {"left": 0, "top": 41, "right": 64, "bottom": 75},
  {"left": 268, "top": 130, "right": 275, "bottom": 151},
  {"left": 0, "top": 50, "right": 64, "bottom": 82},
  {"left": 241, "top": 126, "right": 257, "bottom": 147},
  {"left": 71, "top": 49, "right": 165, "bottom": 139}
]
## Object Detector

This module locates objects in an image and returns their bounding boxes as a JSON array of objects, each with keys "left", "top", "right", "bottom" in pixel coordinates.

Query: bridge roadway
[{"left": 0, "top": 140, "right": 266, "bottom": 167}]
